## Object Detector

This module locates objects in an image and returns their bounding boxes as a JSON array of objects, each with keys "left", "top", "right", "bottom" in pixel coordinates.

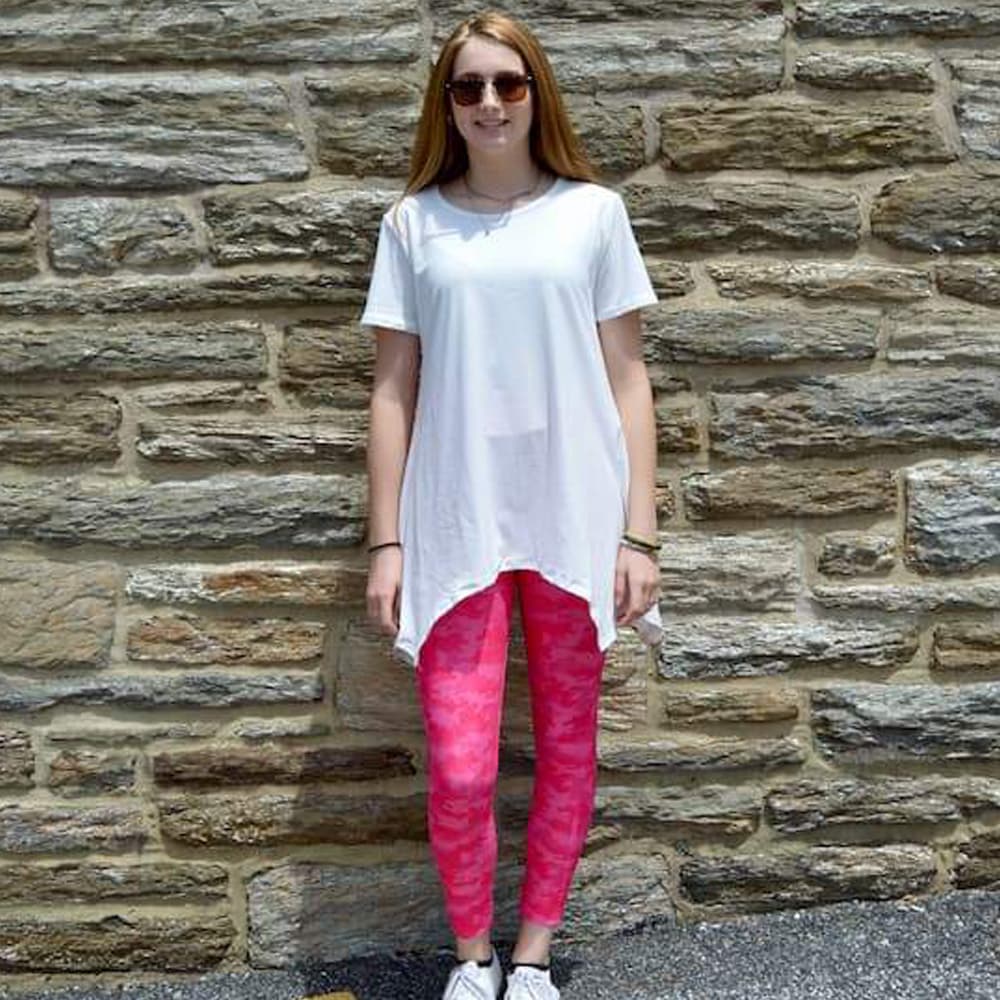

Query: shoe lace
[{"left": 445, "top": 961, "right": 496, "bottom": 1000}]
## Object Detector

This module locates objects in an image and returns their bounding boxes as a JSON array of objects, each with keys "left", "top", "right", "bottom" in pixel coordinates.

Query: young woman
[{"left": 362, "top": 10, "right": 663, "bottom": 999}]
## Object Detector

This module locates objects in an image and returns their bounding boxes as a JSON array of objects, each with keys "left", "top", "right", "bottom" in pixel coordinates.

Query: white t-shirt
[{"left": 360, "top": 175, "right": 663, "bottom": 669}]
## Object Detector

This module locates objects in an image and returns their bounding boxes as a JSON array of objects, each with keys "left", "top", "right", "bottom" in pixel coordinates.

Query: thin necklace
[{"left": 460, "top": 169, "right": 548, "bottom": 236}]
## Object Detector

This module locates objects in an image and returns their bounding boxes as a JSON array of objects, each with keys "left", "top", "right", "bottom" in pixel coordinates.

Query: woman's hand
[
  {"left": 614, "top": 544, "right": 660, "bottom": 627},
  {"left": 366, "top": 545, "right": 403, "bottom": 635}
]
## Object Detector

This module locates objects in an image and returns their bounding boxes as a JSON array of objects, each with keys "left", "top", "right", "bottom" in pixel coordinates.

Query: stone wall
[{"left": 1, "top": 0, "right": 999, "bottom": 988}]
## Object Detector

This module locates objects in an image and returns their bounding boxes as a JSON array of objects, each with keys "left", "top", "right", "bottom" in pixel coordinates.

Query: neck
[{"left": 464, "top": 152, "right": 542, "bottom": 196}]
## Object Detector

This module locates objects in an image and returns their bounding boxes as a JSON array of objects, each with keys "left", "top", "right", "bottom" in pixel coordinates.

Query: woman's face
[{"left": 448, "top": 36, "right": 534, "bottom": 158}]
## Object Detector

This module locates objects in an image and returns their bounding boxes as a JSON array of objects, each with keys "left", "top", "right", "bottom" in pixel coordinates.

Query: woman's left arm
[{"left": 597, "top": 308, "right": 661, "bottom": 626}]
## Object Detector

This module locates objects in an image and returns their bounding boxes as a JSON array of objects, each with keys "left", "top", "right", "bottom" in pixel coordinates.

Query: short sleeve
[
  {"left": 360, "top": 209, "right": 419, "bottom": 336},
  {"left": 593, "top": 193, "right": 659, "bottom": 323}
]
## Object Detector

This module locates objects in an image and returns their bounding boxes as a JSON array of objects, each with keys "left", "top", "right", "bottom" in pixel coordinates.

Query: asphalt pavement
[{"left": 3, "top": 889, "right": 1000, "bottom": 1000}]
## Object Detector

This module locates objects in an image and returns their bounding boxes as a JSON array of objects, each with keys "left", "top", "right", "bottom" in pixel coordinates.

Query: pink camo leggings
[{"left": 415, "top": 568, "right": 606, "bottom": 939}]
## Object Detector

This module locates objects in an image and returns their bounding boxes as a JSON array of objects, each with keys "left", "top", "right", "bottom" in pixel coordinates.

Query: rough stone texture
[
  {"left": 565, "top": 98, "right": 646, "bottom": 175},
  {"left": 0, "top": 273, "right": 360, "bottom": 316},
  {"left": 657, "top": 618, "right": 918, "bottom": 680},
  {"left": 132, "top": 381, "right": 270, "bottom": 411},
  {"left": 126, "top": 613, "right": 326, "bottom": 664},
  {"left": 682, "top": 466, "right": 895, "bottom": 519},
  {"left": 232, "top": 717, "right": 331, "bottom": 741},
  {"left": 818, "top": 532, "right": 896, "bottom": 576},
  {"left": 0, "top": 76, "right": 307, "bottom": 189},
  {"left": 622, "top": 180, "right": 861, "bottom": 252},
  {"left": 592, "top": 783, "right": 762, "bottom": 837},
  {"left": 279, "top": 320, "right": 374, "bottom": 410},
  {"left": 936, "top": 260, "right": 1000, "bottom": 305},
  {"left": 0, "top": 560, "right": 117, "bottom": 669},
  {"left": 679, "top": 844, "right": 936, "bottom": 913},
  {"left": 150, "top": 745, "right": 416, "bottom": 786},
  {"left": 47, "top": 748, "right": 137, "bottom": 797},
  {"left": 0, "top": 322, "right": 267, "bottom": 379},
  {"left": 707, "top": 258, "right": 934, "bottom": 301},
  {"left": 661, "top": 96, "right": 951, "bottom": 172},
  {"left": 951, "top": 58, "right": 1000, "bottom": 162},
  {"left": 203, "top": 185, "right": 386, "bottom": 266},
  {"left": 0, "top": 473, "right": 365, "bottom": 548},
  {"left": 652, "top": 531, "right": 799, "bottom": 611},
  {"left": 0, "top": 861, "right": 228, "bottom": 904},
  {"left": 307, "top": 75, "right": 422, "bottom": 178},
  {"left": 795, "top": 2, "right": 1000, "bottom": 38},
  {"left": 137, "top": 412, "right": 368, "bottom": 464},
  {"left": 0, "top": 802, "right": 146, "bottom": 853},
  {"left": 645, "top": 307, "right": 877, "bottom": 362},
  {"left": 955, "top": 831, "right": 1000, "bottom": 888},
  {"left": 932, "top": 623, "right": 1000, "bottom": 672},
  {"left": 598, "top": 732, "right": 807, "bottom": 771},
  {"left": 872, "top": 173, "right": 1000, "bottom": 253},
  {"left": 710, "top": 372, "right": 1000, "bottom": 458},
  {"left": 812, "top": 682, "right": 1000, "bottom": 761},
  {"left": 0, "top": 730, "right": 33, "bottom": 790},
  {"left": 0, "top": 914, "right": 234, "bottom": 973},
  {"left": 655, "top": 403, "right": 700, "bottom": 454},
  {"left": 887, "top": 306, "right": 1000, "bottom": 366},
  {"left": 49, "top": 197, "right": 199, "bottom": 275},
  {"left": 0, "top": 191, "right": 37, "bottom": 280},
  {"left": 0, "top": 392, "right": 121, "bottom": 464},
  {"left": 795, "top": 51, "right": 935, "bottom": 91},
  {"left": 811, "top": 579, "right": 1000, "bottom": 612},
  {"left": 0, "top": 0, "right": 419, "bottom": 64},
  {"left": 905, "top": 460, "right": 1000, "bottom": 574},
  {"left": 0, "top": 672, "right": 323, "bottom": 713},
  {"left": 126, "top": 562, "right": 367, "bottom": 607},
  {"left": 157, "top": 788, "right": 427, "bottom": 846},
  {"left": 661, "top": 689, "right": 800, "bottom": 725}
]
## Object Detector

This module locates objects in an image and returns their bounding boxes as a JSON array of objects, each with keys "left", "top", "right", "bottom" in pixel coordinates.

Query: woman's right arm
[{"left": 366, "top": 326, "right": 421, "bottom": 635}]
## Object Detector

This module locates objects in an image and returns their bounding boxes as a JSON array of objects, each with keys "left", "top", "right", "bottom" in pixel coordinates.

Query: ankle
[{"left": 455, "top": 939, "right": 493, "bottom": 963}]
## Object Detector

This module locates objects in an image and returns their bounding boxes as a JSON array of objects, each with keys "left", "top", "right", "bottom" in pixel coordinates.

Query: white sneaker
[
  {"left": 503, "top": 965, "right": 561, "bottom": 999},
  {"left": 442, "top": 945, "right": 504, "bottom": 999}
]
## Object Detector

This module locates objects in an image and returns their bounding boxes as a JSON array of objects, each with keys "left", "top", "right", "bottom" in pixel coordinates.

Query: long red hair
[{"left": 390, "top": 10, "right": 600, "bottom": 227}]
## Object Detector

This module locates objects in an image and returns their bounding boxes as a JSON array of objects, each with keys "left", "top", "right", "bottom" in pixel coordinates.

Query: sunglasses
[{"left": 445, "top": 72, "right": 534, "bottom": 106}]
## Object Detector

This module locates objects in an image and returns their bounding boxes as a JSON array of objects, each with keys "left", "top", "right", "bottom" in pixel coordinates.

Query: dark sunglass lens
[
  {"left": 494, "top": 75, "right": 528, "bottom": 101},
  {"left": 450, "top": 79, "right": 484, "bottom": 105}
]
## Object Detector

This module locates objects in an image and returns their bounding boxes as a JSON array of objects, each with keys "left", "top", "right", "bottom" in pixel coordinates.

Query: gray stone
[
  {"left": 646, "top": 306, "right": 877, "bottom": 362},
  {"left": 0, "top": 672, "right": 324, "bottom": 713},
  {"left": 49, "top": 197, "right": 199, "bottom": 274},
  {"left": 937, "top": 260, "right": 1000, "bottom": 305},
  {"left": 873, "top": 172, "right": 1000, "bottom": 253},
  {"left": 280, "top": 321, "right": 376, "bottom": 410},
  {"left": 813, "top": 681, "right": 1000, "bottom": 761},
  {"left": 795, "top": 51, "right": 934, "bottom": 91},
  {"left": 955, "top": 831, "right": 1000, "bottom": 888},
  {"left": 951, "top": 57, "right": 1000, "bottom": 162},
  {"left": 592, "top": 783, "right": 762, "bottom": 837},
  {"left": 905, "top": 460, "right": 1000, "bottom": 574},
  {"left": 0, "top": 192, "right": 37, "bottom": 280},
  {"left": 0, "top": 802, "right": 146, "bottom": 853},
  {"left": 655, "top": 403, "right": 700, "bottom": 454},
  {"left": 683, "top": 466, "right": 895, "bottom": 519},
  {"left": 661, "top": 95, "right": 951, "bottom": 171},
  {"left": 887, "top": 306, "right": 1000, "bottom": 365},
  {"left": 137, "top": 412, "right": 368, "bottom": 464},
  {"left": 0, "top": 730, "right": 32, "bottom": 789},
  {"left": 622, "top": 180, "right": 860, "bottom": 253},
  {"left": 0, "top": 472, "right": 365, "bottom": 548},
  {"left": 157, "top": 788, "right": 426, "bottom": 846},
  {"left": 598, "top": 732, "right": 807, "bottom": 771},
  {"left": 708, "top": 260, "right": 932, "bottom": 300},
  {"left": 232, "top": 717, "right": 331, "bottom": 741},
  {"left": 710, "top": 372, "right": 1000, "bottom": 458},
  {"left": 565, "top": 98, "right": 646, "bottom": 175},
  {"left": 132, "top": 382, "right": 270, "bottom": 411},
  {"left": 47, "top": 749, "right": 137, "bottom": 797},
  {"left": 0, "top": 75, "right": 307, "bottom": 189},
  {"left": 0, "top": 321, "right": 267, "bottom": 379},
  {"left": 0, "top": 392, "right": 120, "bottom": 463},
  {"left": 0, "top": 0, "right": 419, "bottom": 63},
  {"left": 818, "top": 532, "right": 896, "bottom": 576},
  {"left": 795, "top": 1, "right": 1000, "bottom": 38},
  {"left": 811, "top": 580, "right": 1000, "bottom": 612},
  {"left": 652, "top": 531, "right": 799, "bottom": 612},
  {"left": 657, "top": 618, "right": 918, "bottom": 680},
  {"left": 679, "top": 844, "right": 936, "bottom": 913}
]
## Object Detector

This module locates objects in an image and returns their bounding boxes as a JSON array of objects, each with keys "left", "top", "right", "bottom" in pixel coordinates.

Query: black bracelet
[{"left": 368, "top": 541, "right": 401, "bottom": 553}]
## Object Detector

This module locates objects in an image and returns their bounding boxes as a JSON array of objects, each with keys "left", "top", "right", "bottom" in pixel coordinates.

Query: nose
[{"left": 479, "top": 80, "right": 503, "bottom": 109}]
